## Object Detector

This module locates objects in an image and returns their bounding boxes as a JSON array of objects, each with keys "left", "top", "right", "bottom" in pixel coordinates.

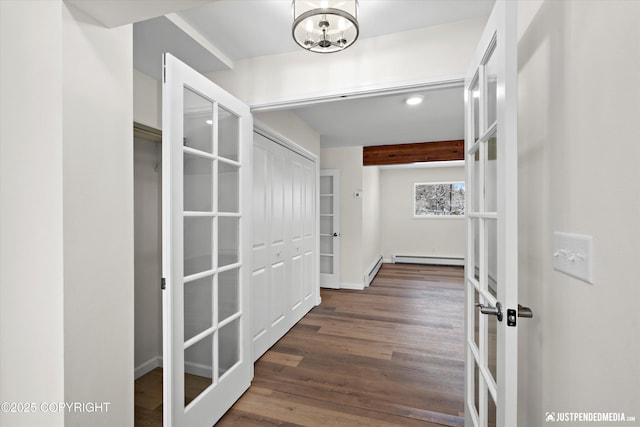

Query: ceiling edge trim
[{"left": 249, "top": 75, "right": 465, "bottom": 112}]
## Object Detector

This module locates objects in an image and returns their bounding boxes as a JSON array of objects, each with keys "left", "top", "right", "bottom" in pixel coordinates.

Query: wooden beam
[{"left": 363, "top": 140, "right": 464, "bottom": 166}]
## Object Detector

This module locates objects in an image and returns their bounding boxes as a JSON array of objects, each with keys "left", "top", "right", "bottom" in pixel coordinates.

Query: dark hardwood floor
[{"left": 135, "top": 263, "right": 465, "bottom": 426}]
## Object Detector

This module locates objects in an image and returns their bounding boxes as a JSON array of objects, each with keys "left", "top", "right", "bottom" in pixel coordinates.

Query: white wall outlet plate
[{"left": 552, "top": 232, "right": 594, "bottom": 285}]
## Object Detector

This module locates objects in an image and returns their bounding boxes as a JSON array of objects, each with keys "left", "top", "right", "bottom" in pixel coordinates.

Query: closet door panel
[
  {"left": 288, "top": 154, "right": 305, "bottom": 319},
  {"left": 302, "top": 158, "right": 316, "bottom": 304},
  {"left": 267, "top": 144, "right": 288, "bottom": 341},
  {"left": 252, "top": 138, "right": 269, "bottom": 359}
]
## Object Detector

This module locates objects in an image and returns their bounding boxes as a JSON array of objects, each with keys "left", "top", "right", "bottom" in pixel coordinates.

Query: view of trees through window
[{"left": 414, "top": 182, "right": 465, "bottom": 216}]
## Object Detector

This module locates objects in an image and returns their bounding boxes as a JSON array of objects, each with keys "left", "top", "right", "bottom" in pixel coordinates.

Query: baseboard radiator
[
  {"left": 392, "top": 255, "right": 464, "bottom": 266},
  {"left": 365, "top": 256, "right": 383, "bottom": 287}
]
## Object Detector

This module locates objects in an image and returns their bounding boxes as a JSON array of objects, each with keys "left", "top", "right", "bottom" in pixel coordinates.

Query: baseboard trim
[
  {"left": 185, "top": 360, "right": 211, "bottom": 378},
  {"left": 340, "top": 282, "right": 365, "bottom": 290},
  {"left": 365, "top": 255, "right": 383, "bottom": 287},
  {"left": 393, "top": 255, "right": 464, "bottom": 266},
  {"left": 135, "top": 356, "right": 162, "bottom": 379}
]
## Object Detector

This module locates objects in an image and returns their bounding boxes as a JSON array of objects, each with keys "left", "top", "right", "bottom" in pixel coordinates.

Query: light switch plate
[{"left": 552, "top": 232, "right": 594, "bottom": 284}]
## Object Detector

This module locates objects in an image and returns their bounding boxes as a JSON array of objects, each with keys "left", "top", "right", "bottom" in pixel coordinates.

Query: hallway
[{"left": 135, "top": 264, "right": 465, "bottom": 426}]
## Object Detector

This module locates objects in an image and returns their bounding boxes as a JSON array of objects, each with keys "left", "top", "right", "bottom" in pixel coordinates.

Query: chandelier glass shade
[{"left": 292, "top": 0, "right": 359, "bottom": 53}]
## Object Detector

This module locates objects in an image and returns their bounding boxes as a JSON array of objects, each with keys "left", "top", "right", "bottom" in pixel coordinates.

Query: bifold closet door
[
  {"left": 251, "top": 136, "right": 269, "bottom": 358},
  {"left": 252, "top": 133, "right": 317, "bottom": 361},
  {"left": 287, "top": 153, "right": 316, "bottom": 324},
  {"left": 252, "top": 135, "right": 288, "bottom": 359}
]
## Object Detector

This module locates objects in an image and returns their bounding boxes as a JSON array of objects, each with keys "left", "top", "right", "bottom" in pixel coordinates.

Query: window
[{"left": 414, "top": 182, "right": 465, "bottom": 217}]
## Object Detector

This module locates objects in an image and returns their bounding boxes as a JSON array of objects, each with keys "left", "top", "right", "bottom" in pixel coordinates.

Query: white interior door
[
  {"left": 464, "top": 1, "right": 519, "bottom": 427},
  {"left": 251, "top": 133, "right": 288, "bottom": 358},
  {"left": 252, "top": 132, "right": 318, "bottom": 360},
  {"left": 162, "top": 53, "right": 252, "bottom": 427},
  {"left": 319, "top": 169, "right": 340, "bottom": 288}
]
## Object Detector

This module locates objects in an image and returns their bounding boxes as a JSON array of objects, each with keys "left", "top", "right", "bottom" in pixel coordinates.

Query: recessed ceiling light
[
  {"left": 405, "top": 95, "right": 424, "bottom": 106},
  {"left": 206, "top": 119, "right": 213, "bottom": 125}
]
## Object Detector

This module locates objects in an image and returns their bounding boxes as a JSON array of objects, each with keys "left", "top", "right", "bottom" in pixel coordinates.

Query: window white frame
[{"left": 413, "top": 181, "right": 465, "bottom": 219}]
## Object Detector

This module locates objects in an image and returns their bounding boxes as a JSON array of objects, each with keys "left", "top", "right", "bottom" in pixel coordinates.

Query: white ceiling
[{"left": 132, "top": 0, "right": 495, "bottom": 148}]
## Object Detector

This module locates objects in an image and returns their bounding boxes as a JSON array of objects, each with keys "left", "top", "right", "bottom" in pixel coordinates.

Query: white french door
[
  {"left": 319, "top": 169, "right": 340, "bottom": 288},
  {"left": 162, "top": 53, "right": 252, "bottom": 427},
  {"left": 464, "top": 1, "right": 520, "bottom": 427}
]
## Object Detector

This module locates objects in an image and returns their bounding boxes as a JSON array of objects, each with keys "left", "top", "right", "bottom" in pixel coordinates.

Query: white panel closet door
[
  {"left": 267, "top": 142, "right": 289, "bottom": 345},
  {"left": 288, "top": 152, "right": 306, "bottom": 323},
  {"left": 251, "top": 136, "right": 269, "bottom": 358},
  {"left": 251, "top": 132, "right": 317, "bottom": 361},
  {"left": 301, "top": 156, "right": 316, "bottom": 310}
]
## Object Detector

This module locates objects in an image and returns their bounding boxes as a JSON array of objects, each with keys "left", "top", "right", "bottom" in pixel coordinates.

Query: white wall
[
  {"left": 131, "top": 70, "right": 322, "bottom": 159},
  {"left": 320, "top": 147, "right": 365, "bottom": 287},
  {"left": 517, "top": 1, "right": 640, "bottom": 425},
  {"left": 134, "top": 138, "right": 163, "bottom": 376},
  {"left": 254, "top": 110, "right": 321, "bottom": 157},
  {"left": 0, "top": 2, "right": 65, "bottom": 426},
  {"left": 362, "top": 166, "right": 381, "bottom": 279},
  {"left": 134, "top": 69, "right": 162, "bottom": 130},
  {"left": 1, "top": 2, "right": 134, "bottom": 426},
  {"left": 62, "top": 3, "right": 134, "bottom": 426},
  {"left": 207, "top": 18, "right": 487, "bottom": 106},
  {"left": 380, "top": 165, "right": 465, "bottom": 261}
]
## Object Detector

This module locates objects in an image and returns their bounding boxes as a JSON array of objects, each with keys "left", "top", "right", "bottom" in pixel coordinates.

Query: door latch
[
  {"left": 507, "top": 304, "right": 534, "bottom": 326},
  {"left": 475, "top": 302, "right": 503, "bottom": 322}
]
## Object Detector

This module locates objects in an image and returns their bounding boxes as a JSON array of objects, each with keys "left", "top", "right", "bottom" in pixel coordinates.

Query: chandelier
[{"left": 292, "top": 0, "right": 360, "bottom": 53}]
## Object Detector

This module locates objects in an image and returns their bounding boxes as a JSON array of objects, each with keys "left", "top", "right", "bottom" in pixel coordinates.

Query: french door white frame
[
  {"left": 162, "top": 53, "right": 253, "bottom": 427},
  {"left": 319, "top": 169, "right": 340, "bottom": 289},
  {"left": 464, "top": 1, "right": 518, "bottom": 427}
]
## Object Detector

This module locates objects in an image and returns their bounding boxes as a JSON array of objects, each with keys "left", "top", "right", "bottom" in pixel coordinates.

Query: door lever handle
[{"left": 475, "top": 302, "right": 503, "bottom": 322}]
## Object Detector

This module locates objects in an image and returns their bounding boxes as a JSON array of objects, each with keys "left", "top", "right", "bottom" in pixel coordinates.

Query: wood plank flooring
[{"left": 135, "top": 263, "right": 465, "bottom": 426}]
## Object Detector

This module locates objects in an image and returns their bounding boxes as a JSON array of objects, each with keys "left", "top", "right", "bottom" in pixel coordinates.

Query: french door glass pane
[
  {"left": 183, "top": 88, "right": 213, "bottom": 154},
  {"left": 218, "top": 162, "right": 239, "bottom": 213},
  {"left": 485, "top": 136, "right": 497, "bottom": 213},
  {"left": 472, "top": 218, "right": 480, "bottom": 281},
  {"left": 320, "top": 176, "right": 333, "bottom": 194},
  {"left": 218, "top": 268, "right": 239, "bottom": 322},
  {"left": 320, "top": 195, "right": 333, "bottom": 215},
  {"left": 184, "top": 275, "right": 214, "bottom": 342},
  {"left": 320, "top": 215, "right": 333, "bottom": 235},
  {"left": 320, "top": 236, "right": 333, "bottom": 254},
  {"left": 487, "top": 219, "right": 497, "bottom": 298},
  {"left": 184, "top": 153, "right": 213, "bottom": 212},
  {"left": 473, "top": 360, "right": 480, "bottom": 418},
  {"left": 472, "top": 78, "right": 480, "bottom": 142},
  {"left": 218, "top": 107, "right": 239, "bottom": 162},
  {"left": 474, "top": 288, "right": 480, "bottom": 348},
  {"left": 488, "top": 388, "right": 497, "bottom": 427},
  {"left": 219, "top": 318, "right": 240, "bottom": 377},
  {"left": 473, "top": 149, "right": 481, "bottom": 212},
  {"left": 320, "top": 255, "right": 333, "bottom": 275},
  {"left": 488, "top": 310, "right": 497, "bottom": 382},
  {"left": 218, "top": 217, "right": 239, "bottom": 267},
  {"left": 486, "top": 48, "right": 498, "bottom": 128},
  {"left": 184, "top": 333, "right": 213, "bottom": 407},
  {"left": 184, "top": 217, "right": 213, "bottom": 276}
]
